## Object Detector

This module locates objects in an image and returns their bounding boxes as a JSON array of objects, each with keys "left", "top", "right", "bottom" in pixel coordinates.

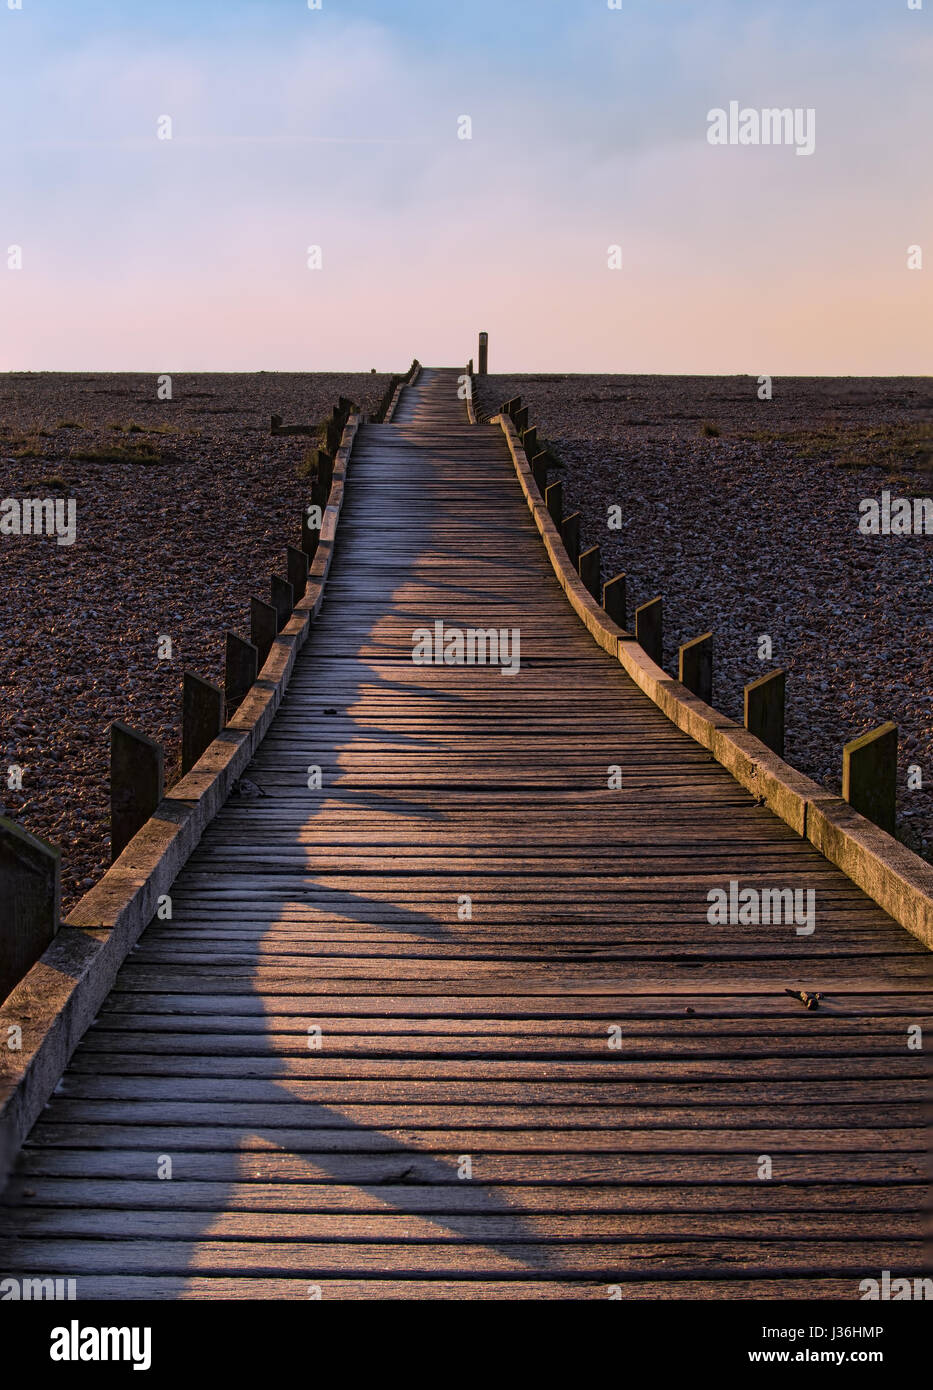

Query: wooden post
[
  {"left": 302, "top": 504, "right": 320, "bottom": 561},
  {"left": 521, "top": 426, "right": 537, "bottom": 460},
  {"left": 603, "top": 573, "right": 627, "bottom": 628},
  {"left": 478, "top": 332, "right": 488, "bottom": 374},
  {"left": 531, "top": 452, "right": 549, "bottom": 495},
  {"left": 679, "top": 632, "right": 713, "bottom": 705},
  {"left": 270, "top": 414, "right": 282, "bottom": 436},
  {"left": 843, "top": 721, "right": 898, "bottom": 835},
  {"left": 513, "top": 405, "right": 529, "bottom": 433},
  {"left": 250, "top": 597, "right": 277, "bottom": 669},
  {"left": 635, "top": 596, "right": 663, "bottom": 666},
  {"left": 111, "top": 722, "right": 163, "bottom": 862},
  {"left": 317, "top": 449, "right": 334, "bottom": 496},
  {"left": 311, "top": 475, "right": 329, "bottom": 513},
  {"left": 271, "top": 576, "right": 294, "bottom": 632},
  {"left": 0, "top": 818, "right": 60, "bottom": 1003},
  {"left": 501, "top": 397, "right": 520, "bottom": 419},
  {"left": 561, "top": 512, "right": 581, "bottom": 568},
  {"left": 466, "top": 358, "right": 473, "bottom": 376},
  {"left": 225, "top": 632, "right": 258, "bottom": 717},
  {"left": 578, "top": 545, "right": 600, "bottom": 601},
  {"left": 182, "top": 673, "right": 224, "bottom": 775},
  {"left": 545, "top": 481, "right": 563, "bottom": 529},
  {"left": 287, "top": 544, "right": 309, "bottom": 602},
  {"left": 744, "top": 669, "right": 786, "bottom": 757}
]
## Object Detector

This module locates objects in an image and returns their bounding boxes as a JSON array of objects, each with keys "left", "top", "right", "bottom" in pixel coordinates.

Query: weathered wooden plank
[
  {"left": 12, "top": 1148, "right": 923, "bottom": 1184},
  {"left": 2, "top": 1207, "right": 921, "bottom": 1243},
  {"left": 56, "top": 1053, "right": 933, "bottom": 1080},
  {"left": 36, "top": 1099, "right": 929, "bottom": 1133},
  {"left": 94, "top": 991, "right": 933, "bottom": 1018},
  {"left": 0, "top": 1237, "right": 922, "bottom": 1277},
  {"left": 69, "top": 1030, "right": 933, "bottom": 1059},
  {"left": 4, "top": 1178, "right": 922, "bottom": 1215},
  {"left": 42, "top": 1074, "right": 933, "bottom": 1106},
  {"left": 26, "top": 1121, "right": 927, "bottom": 1155}
]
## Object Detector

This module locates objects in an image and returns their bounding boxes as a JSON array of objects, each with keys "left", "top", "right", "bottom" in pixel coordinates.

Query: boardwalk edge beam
[
  {"left": 493, "top": 408, "right": 933, "bottom": 953},
  {"left": 0, "top": 409, "right": 363, "bottom": 1191}
]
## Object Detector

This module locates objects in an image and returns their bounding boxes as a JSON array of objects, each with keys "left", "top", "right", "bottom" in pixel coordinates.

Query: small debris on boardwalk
[
  {"left": 231, "top": 777, "right": 266, "bottom": 798},
  {"left": 784, "top": 988, "right": 824, "bottom": 1010}
]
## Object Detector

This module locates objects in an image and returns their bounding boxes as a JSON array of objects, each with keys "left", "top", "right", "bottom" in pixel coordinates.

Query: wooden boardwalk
[{"left": 1, "top": 368, "right": 930, "bottom": 1299}]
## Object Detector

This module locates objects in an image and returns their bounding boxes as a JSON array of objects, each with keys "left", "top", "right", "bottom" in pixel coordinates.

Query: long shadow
[{"left": 0, "top": 392, "right": 575, "bottom": 1291}]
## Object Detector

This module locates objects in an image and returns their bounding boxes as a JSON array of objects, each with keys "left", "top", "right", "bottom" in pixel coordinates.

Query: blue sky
[{"left": 1, "top": 0, "right": 930, "bottom": 371}]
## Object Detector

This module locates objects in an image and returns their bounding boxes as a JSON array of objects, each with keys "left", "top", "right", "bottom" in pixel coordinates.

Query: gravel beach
[
  {"left": 0, "top": 372, "right": 390, "bottom": 912},
  {"left": 477, "top": 373, "right": 933, "bottom": 860}
]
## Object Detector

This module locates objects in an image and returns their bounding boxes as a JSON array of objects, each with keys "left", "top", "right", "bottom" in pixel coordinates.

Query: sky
[{"left": 0, "top": 0, "right": 930, "bottom": 373}]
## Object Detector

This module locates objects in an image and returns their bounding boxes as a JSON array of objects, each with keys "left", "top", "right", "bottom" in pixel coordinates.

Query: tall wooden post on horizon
[{"left": 478, "top": 332, "right": 488, "bottom": 375}]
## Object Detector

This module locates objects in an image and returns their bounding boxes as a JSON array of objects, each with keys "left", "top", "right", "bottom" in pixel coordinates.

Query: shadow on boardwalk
[{"left": 0, "top": 438, "right": 576, "bottom": 1294}]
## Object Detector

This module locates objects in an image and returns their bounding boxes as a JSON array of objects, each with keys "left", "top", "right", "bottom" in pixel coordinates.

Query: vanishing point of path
[{"left": 1, "top": 368, "right": 930, "bottom": 1298}]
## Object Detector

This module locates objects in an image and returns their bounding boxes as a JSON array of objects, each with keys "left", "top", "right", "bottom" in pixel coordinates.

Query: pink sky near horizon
[{"left": 4, "top": 268, "right": 930, "bottom": 378}]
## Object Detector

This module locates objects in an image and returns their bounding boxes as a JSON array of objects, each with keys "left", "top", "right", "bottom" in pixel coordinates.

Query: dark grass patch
[
  {"left": 744, "top": 423, "right": 933, "bottom": 474},
  {"left": 108, "top": 420, "right": 176, "bottom": 436},
  {"left": 8, "top": 442, "right": 51, "bottom": 459},
  {"left": 71, "top": 444, "right": 163, "bottom": 465}
]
